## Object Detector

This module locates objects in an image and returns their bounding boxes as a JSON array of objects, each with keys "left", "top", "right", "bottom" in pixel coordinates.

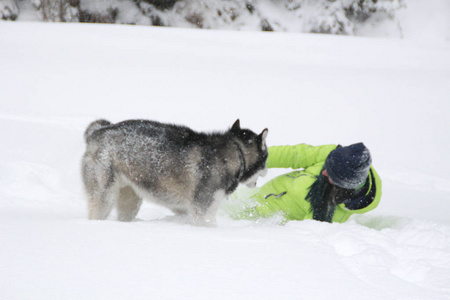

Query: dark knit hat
[{"left": 325, "top": 143, "right": 372, "bottom": 189}]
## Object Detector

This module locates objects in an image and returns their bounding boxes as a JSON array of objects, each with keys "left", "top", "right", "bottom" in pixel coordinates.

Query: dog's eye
[{"left": 247, "top": 139, "right": 253, "bottom": 144}]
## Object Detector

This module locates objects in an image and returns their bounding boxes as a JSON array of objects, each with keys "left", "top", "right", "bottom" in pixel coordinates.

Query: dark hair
[{"left": 305, "top": 169, "right": 354, "bottom": 222}]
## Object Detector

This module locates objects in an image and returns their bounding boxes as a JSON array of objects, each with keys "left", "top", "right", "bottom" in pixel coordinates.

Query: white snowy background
[{"left": 1, "top": 1, "right": 450, "bottom": 299}]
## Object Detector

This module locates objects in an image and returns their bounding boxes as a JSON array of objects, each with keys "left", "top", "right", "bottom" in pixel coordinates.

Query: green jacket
[{"left": 233, "top": 144, "right": 382, "bottom": 223}]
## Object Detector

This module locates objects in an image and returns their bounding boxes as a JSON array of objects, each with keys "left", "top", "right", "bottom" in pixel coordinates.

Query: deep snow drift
[{"left": 1, "top": 21, "right": 450, "bottom": 299}]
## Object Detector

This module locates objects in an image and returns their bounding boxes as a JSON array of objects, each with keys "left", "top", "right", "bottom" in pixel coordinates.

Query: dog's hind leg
[
  {"left": 116, "top": 186, "right": 143, "bottom": 222},
  {"left": 87, "top": 181, "right": 118, "bottom": 220},
  {"left": 82, "top": 157, "right": 117, "bottom": 220}
]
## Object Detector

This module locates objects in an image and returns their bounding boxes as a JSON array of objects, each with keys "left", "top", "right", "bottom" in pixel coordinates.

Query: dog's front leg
[{"left": 191, "top": 189, "right": 226, "bottom": 226}]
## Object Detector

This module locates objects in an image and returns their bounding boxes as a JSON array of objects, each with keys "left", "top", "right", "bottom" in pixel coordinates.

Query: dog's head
[{"left": 230, "top": 119, "right": 268, "bottom": 187}]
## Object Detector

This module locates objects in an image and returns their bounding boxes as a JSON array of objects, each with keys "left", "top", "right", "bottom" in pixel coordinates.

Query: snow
[{"left": 1, "top": 20, "right": 450, "bottom": 299}]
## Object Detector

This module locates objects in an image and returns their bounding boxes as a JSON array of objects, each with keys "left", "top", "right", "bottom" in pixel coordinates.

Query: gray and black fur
[{"left": 81, "top": 119, "right": 268, "bottom": 225}]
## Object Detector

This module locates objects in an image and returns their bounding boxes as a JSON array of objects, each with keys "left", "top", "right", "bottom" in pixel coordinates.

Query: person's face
[{"left": 322, "top": 169, "right": 334, "bottom": 185}]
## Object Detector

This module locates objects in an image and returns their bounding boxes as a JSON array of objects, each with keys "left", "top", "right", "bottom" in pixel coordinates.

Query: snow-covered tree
[
  {"left": 35, "top": 0, "right": 79, "bottom": 22},
  {"left": 0, "top": 0, "right": 405, "bottom": 37},
  {"left": 0, "top": 0, "right": 19, "bottom": 20}
]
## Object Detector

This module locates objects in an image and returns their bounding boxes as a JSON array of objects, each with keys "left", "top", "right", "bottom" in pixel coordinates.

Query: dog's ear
[
  {"left": 231, "top": 119, "right": 241, "bottom": 132},
  {"left": 259, "top": 128, "right": 268, "bottom": 149},
  {"left": 259, "top": 128, "right": 268, "bottom": 142}
]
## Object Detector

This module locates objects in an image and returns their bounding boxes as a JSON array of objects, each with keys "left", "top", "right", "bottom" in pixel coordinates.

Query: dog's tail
[{"left": 84, "top": 119, "right": 112, "bottom": 142}]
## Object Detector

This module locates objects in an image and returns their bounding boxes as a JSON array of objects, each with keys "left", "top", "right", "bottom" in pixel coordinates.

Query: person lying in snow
[{"left": 228, "top": 143, "right": 382, "bottom": 223}]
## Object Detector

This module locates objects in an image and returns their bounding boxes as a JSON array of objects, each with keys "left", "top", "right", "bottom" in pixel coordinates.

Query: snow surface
[{"left": 1, "top": 21, "right": 450, "bottom": 299}]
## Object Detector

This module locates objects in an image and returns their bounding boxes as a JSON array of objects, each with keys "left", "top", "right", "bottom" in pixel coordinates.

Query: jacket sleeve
[{"left": 267, "top": 144, "right": 337, "bottom": 169}]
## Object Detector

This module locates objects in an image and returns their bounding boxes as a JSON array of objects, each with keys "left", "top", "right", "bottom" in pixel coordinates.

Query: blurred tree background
[{"left": 0, "top": 0, "right": 406, "bottom": 37}]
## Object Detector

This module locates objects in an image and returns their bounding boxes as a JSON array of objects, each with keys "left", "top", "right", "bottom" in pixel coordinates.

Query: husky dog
[{"left": 81, "top": 119, "right": 268, "bottom": 225}]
